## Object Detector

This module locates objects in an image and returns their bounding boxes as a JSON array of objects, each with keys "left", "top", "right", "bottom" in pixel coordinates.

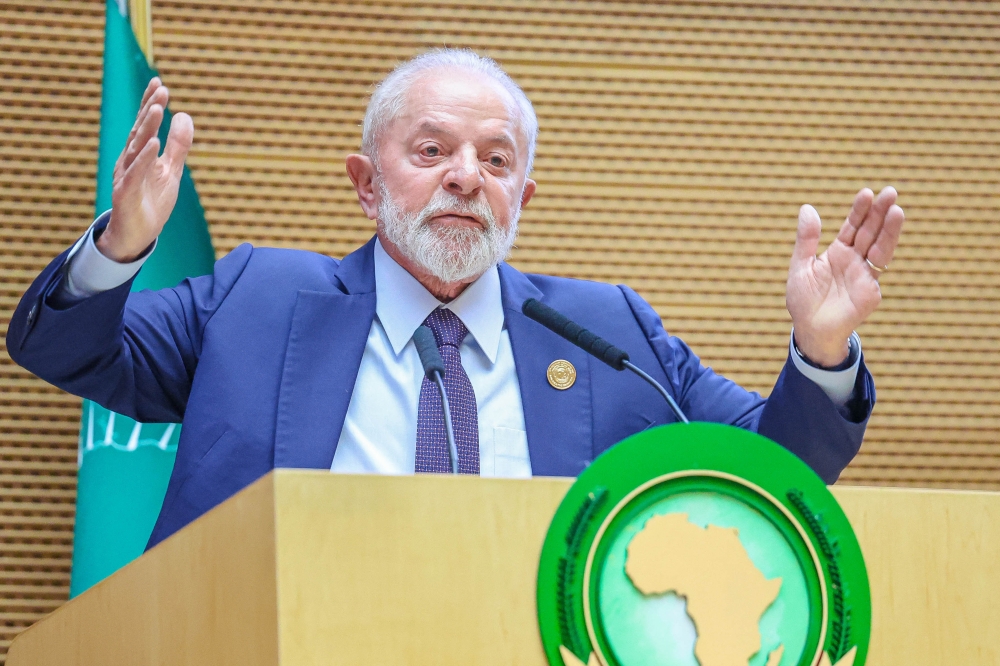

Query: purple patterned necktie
[{"left": 415, "top": 308, "right": 480, "bottom": 474}]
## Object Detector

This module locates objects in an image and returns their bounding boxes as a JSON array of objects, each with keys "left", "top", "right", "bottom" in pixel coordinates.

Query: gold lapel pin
[{"left": 547, "top": 359, "right": 577, "bottom": 390}]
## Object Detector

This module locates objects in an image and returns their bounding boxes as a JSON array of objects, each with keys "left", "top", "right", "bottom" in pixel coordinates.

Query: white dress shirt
[
  {"left": 331, "top": 239, "right": 531, "bottom": 477},
  {"left": 62, "top": 211, "right": 156, "bottom": 299},
  {"left": 62, "top": 216, "right": 862, "bottom": 478}
]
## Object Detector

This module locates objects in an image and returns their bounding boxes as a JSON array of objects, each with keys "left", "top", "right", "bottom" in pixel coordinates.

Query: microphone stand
[
  {"left": 430, "top": 369, "right": 460, "bottom": 474},
  {"left": 622, "top": 360, "right": 689, "bottom": 424},
  {"left": 413, "top": 325, "right": 460, "bottom": 474}
]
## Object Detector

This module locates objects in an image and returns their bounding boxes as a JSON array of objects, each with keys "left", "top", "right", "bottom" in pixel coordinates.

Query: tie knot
[{"left": 423, "top": 308, "right": 468, "bottom": 349}]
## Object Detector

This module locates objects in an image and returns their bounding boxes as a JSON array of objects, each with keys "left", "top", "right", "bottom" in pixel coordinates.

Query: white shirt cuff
[
  {"left": 63, "top": 210, "right": 155, "bottom": 299},
  {"left": 789, "top": 330, "right": 862, "bottom": 407}
]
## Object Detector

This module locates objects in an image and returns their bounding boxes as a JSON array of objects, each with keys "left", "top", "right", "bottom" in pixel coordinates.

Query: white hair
[{"left": 361, "top": 49, "right": 538, "bottom": 174}]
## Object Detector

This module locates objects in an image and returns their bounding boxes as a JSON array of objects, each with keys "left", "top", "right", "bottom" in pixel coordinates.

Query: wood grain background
[{"left": 1, "top": 0, "right": 997, "bottom": 659}]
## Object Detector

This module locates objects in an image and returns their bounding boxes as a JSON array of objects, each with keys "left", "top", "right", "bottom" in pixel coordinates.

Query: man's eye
[
  {"left": 423, "top": 146, "right": 440, "bottom": 157},
  {"left": 489, "top": 155, "right": 506, "bottom": 167}
]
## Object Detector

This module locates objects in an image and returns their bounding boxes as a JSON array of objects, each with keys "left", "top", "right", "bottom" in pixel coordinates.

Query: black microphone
[
  {"left": 521, "top": 298, "right": 689, "bottom": 424},
  {"left": 413, "top": 325, "right": 460, "bottom": 473},
  {"left": 522, "top": 297, "right": 629, "bottom": 370}
]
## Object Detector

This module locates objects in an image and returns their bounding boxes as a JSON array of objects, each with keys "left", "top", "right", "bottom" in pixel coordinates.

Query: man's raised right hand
[{"left": 96, "top": 77, "right": 194, "bottom": 263}]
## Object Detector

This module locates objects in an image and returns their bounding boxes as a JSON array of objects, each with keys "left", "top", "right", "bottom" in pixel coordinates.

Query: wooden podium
[{"left": 8, "top": 471, "right": 1000, "bottom": 665}]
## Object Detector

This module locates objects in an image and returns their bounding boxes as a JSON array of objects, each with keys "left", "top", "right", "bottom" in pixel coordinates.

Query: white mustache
[{"left": 415, "top": 191, "right": 497, "bottom": 229}]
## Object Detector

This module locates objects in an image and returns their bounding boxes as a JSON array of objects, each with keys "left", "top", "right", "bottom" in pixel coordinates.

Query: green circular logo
[{"left": 537, "top": 423, "right": 870, "bottom": 666}]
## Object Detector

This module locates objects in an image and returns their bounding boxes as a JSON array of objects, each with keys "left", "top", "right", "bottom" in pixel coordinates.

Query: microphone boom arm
[{"left": 621, "top": 360, "right": 689, "bottom": 424}]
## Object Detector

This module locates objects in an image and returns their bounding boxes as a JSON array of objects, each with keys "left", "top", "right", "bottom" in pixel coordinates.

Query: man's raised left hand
[{"left": 786, "top": 186, "right": 905, "bottom": 367}]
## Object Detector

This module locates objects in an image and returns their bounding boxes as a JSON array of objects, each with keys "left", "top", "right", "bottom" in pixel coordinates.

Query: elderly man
[{"left": 9, "top": 50, "right": 903, "bottom": 549}]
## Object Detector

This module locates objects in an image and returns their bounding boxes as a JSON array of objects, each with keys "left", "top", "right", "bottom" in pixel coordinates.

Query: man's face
[{"left": 372, "top": 69, "right": 535, "bottom": 283}]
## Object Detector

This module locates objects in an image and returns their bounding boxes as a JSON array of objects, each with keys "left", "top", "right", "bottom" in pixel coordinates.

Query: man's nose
[{"left": 443, "top": 147, "right": 484, "bottom": 196}]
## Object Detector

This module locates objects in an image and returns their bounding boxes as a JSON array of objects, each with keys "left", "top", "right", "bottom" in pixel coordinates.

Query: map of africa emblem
[{"left": 537, "top": 423, "right": 870, "bottom": 666}]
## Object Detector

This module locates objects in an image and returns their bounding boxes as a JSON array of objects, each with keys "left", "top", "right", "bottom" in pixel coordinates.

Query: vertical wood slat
[
  {"left": 0, "top": 1, "right": 102, "bottom": 661},
  {"left": 0, "top": 0, "right": 997, "bottom": 661}
]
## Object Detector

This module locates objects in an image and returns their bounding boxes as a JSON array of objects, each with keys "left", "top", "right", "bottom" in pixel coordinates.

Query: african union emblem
[{"left": 537, "top": 423, "right": 870, "bottom": 666}]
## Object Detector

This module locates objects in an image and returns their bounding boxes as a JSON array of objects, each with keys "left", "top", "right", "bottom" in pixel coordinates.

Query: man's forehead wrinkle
[
  {"left": 405, "top": 116, "right": 519, "bottom": 149},
  {"left": 409, "top": 120, "right": 456, "bottom": 139},
  {"left": 486, "top": 134, "right": 517, "bottom": 150},
  {"left": 409, "top": 98, "right": 516, "bottom": 124},
  {"left": 410, "top": 65, "right": 516, "bottom": 105},
  {"left": 402, "top": 70, "right": 520, "bottom": 124}
]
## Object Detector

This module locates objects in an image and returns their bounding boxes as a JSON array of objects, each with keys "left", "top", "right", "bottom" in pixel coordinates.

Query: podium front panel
[{"left": 7, "top": 471, "right": 1000, "bottom": 665}]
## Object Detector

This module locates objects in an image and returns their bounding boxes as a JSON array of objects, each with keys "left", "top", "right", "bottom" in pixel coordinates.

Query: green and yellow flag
[{"left": 70, "top": 0, "right": 215, "bottom": 597}]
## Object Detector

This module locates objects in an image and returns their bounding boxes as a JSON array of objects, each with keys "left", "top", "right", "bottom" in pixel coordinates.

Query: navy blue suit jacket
[{"left": 8, "top": 236, "right": 874, "bottom": 548}]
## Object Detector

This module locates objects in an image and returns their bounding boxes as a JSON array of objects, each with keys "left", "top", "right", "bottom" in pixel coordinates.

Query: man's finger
[
  {"left": 836, "top": 188, "right": 873, "bottom": 246},
  {"left": 139, "top": 77, "right": 162, "bottom": 112},
  {"left": 123, "top": 84, "right": 168, "bottom": 156},
  {"left": 121, "top": 104, "right": 164, "bottom": 173},
  {"left": 864, "top": 204, "right": 904, "bottom": 275},
  {"left": 121, "top": 136, "right": 161, "bottom": 191},
  {"left": 121, "top": 103, "right": 163, "bottom": 171},
  {"left": 162, "top": 112, "right": 194, "bottom": 179},
  {"left": 127, "top": 79, "right": 161, "bottom": 142},
  {"left": 852, "top": 185, "right": 897, "bottom": 257},
  {"left": 113, "top": 146, "right": 126, "bottom": 181},
  {"left": 791, "top": 204, "right": 822, "bottom": 270}
]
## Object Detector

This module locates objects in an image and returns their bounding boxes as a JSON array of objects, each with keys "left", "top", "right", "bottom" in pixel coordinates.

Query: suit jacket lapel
[
  {"left": 500, "top": 264, "right": 594, "bottom": 477},
  {"left": 273, "top": 238, "right": 377, "bottom": 469}
]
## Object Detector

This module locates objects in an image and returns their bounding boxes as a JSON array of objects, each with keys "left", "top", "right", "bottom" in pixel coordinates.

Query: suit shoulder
[
  {"left": 525, "top": 273, "right": 620, "bottom": 296},
  {"left": 242, "top": 245, "right": 341, "bottom": 271},
  {"left": 228, "top": 244, "right": 342, "bottom": 287},
  {"left": 522, "top": 272, "right": 638, "bottom": 328},
  {"left": 524, "top": 272, "right": 625, "bottom": 300}
]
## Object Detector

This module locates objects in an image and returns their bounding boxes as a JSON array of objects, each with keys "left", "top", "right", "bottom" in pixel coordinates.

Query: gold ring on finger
[{"left": 866, "top": 257, "right": 888, "bottom": 273}]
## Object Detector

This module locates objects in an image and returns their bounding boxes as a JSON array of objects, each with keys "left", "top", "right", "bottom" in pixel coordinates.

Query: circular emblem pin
[
  {"left": 547, "top": 360, "right": 577, "bottom": 390},
  {"left": 537, "top": 423, "right": 870, "bottom": 666}
]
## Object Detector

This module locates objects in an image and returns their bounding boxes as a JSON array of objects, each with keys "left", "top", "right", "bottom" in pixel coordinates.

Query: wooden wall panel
[
  {"left": 0, "top": 0, "right": 997, "bottom": 661},
  {"left": 150, "top": 0, "right": 1000, "bottom": 489},
  {"left": 0, "top": 1, "right": 105, "bottom": 659}
]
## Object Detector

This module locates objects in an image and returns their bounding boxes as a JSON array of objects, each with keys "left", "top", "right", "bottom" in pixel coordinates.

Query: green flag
[{"left": 70, "top": 0, "right": 215, "bottom": 598}]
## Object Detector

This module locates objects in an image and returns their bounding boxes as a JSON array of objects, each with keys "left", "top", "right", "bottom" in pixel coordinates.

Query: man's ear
[
  {"left": 346, "top": 154, "right": 378, "bottom": 220},
  {"left": 521, "top": 178, "right": 537, "bottom": 208}
]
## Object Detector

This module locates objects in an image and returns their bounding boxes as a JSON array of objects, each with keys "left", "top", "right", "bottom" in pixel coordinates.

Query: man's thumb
[
  {"left": 791, "top": 204, "right": 822, "bottom": 269},
  {"left": 163, "top": 112, "right": 194, "bottom": 177}
]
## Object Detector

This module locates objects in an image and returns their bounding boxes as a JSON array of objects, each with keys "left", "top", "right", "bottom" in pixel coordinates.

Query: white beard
[{"left": 377, "top": 180, "right": 520, "bottom": 284}]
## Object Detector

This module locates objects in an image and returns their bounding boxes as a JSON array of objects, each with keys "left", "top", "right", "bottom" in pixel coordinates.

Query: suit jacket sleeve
[
  {"left": 8, "top": 232, "right": 254, "bottom": 424},
  {"left": 618, "top": 284, "right": 875, "bottom": 483}
]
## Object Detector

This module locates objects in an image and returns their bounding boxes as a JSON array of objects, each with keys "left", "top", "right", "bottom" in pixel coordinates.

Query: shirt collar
[{"left": 373, "top": 238, "right": 504, "bottom": 364}]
